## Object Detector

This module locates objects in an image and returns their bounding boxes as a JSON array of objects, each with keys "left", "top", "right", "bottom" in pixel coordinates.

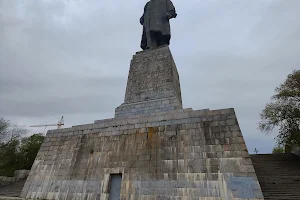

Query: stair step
[{"left": 250, "top": 153, "right": 300, "bottom": 200}]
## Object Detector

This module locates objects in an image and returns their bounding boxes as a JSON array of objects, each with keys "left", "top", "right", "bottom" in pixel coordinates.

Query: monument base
[
  {"left": 21, "top": 108, "right": 264, "bottom": 200},
  {"left": 115, "top": 97, "right": 182, "bottom": 118},
  {"left": 117, "top": 46, "right": 183, "bottom": 119}
]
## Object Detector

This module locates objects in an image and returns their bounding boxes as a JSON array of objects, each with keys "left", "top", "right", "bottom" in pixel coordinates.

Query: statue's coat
[{"left": 140, "top": 0, "right": 177, "bottom": 50}]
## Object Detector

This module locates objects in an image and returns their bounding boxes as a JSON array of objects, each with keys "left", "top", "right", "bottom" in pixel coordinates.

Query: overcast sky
[{"left": 1, "top": 0, "right": 299, "bottom": 153}]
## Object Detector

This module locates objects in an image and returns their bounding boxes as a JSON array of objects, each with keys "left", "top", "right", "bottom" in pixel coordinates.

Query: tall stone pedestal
[
  {"left": 115, "top": 46, "right": 182, "bottom": 118},
  {"left": 21, "top": 46, "right": 264, "bottom": 200}
]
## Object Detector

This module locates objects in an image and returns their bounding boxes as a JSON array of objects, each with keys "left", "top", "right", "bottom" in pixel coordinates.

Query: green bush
[
  {"left": 272, "top": 145, "right": 285, "bottom": 154},
  {"left": 0, "top": 133, "right": 44, "bottom": 176},
  {"left": 20, "top": 134, "right": 44, "bottom": 170},
  {"left": 0, "top": 138, "right": 21, "bottom": 176}
]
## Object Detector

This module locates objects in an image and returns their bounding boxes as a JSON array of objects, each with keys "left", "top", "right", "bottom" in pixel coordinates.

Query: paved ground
[{"left": 0, "top": 179, "right": 25, "bottom": 198}]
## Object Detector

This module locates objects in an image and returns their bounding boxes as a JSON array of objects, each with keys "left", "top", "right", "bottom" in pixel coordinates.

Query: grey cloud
[
  {"left": 0, "top": 94, "right": 119, "bottom": 117},
  {"left": 1, "top": 0, "right": 300, "bottom": 153},
  {"left": 0, "top": 74, "right": 126, "bottom": 117}
]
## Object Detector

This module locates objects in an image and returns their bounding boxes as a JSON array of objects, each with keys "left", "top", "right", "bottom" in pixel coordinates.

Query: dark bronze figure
[{"left": 140, "top": 0, "right": 177, "bottom": 50}]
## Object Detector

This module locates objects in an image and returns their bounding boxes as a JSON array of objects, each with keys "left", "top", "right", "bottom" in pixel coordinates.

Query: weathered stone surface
[
  {"left": 21, "top": 108, "right": 263, "bottom": 200},
  {"left": 115, "top": 46, "right": 182, "bottom": 118},
  {"left": 21, "top": 47, "right": 263, "bottom": 200},
  {"left": 0, "top": 170, "right": 29, "bottom": 187},
  {"left": 292, "top": 145, "right": 300, "bottom": 157},
  {"left": 0, "top": 197, "right": 24, "bottom": 200}
]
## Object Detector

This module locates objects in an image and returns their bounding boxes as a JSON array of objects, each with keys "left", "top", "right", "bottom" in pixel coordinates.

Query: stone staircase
[
  {"left": 250, "top": 153, "right": 300, "bottom": 200},
  {"left": 0, "top": 179, "right": 26, "bottom": 198}
]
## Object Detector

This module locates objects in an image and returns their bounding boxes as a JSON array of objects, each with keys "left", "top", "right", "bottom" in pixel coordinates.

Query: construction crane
[{"left": 30, "top": 116, "right": 64, "bottom": 130}]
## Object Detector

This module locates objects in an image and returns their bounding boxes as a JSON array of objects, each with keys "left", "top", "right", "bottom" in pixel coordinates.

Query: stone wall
[
  {"left": 0, "top": 176, "right": 18, "bottom": 187},
  {"left": 115, "top": 97, "right": 182, "bottom": 119},
  {"left": 292, "top": 145, "right": 300, "bottom": 157},
  {"left": 0, "top": 170, "right": 29, "bottom": 187},
  {"left": 124, "top": 46, "right": 182, "bottom": 104},
  {"left": 21, "top": 108, "right": 263, "bottom": 200},
  {"left": 0, "top": 197, "right": 24, "bottom": 200}
]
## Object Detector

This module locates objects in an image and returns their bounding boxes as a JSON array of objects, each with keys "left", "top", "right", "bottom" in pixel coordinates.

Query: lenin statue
[{"left": 140, "top": 0, "right": 177, "bottom": 50}]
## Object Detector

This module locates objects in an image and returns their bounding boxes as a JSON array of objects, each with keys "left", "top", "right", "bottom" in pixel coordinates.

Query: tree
[
  {"left": 259, "top": 70, "right": 300, "bottom": 152},
  {"left": 20, "top": 134, "right": 44, "bottom": 170},
  {"left": 272, "top": 145, "right": 285, "bottom": 154},
  {"left": 0, "top": 118, "right": 44, "bottom": 176},
  {"left": 0, "top": 118, "right": 10, "bottom": 143},
  {"left": 0, "top": 138, "right": 22, "bottom": 176},
  {"left": 0, "top": 118, "right": 28, "bottom": 145}
]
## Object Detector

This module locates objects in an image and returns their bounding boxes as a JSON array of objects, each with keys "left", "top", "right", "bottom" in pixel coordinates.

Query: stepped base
[
  {"left": 21, "top": 108, "right": 263, "bottom": 200},
  {"left": 115, "top": 97, "right": 182, "bottom": 118}
]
